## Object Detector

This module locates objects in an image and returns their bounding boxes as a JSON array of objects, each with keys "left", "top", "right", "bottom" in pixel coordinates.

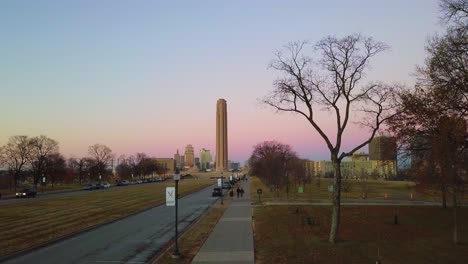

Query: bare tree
[
  {"left": 29, "top": 135, "right": 59, "bottom": 188},
  {"left": 264, "top": 34, "right": 398, "bottom": 243},
  {"left": 88, "top": 144, "right": 114, "bottom": 180},
  {"left": 0, "top": 136, "right": 34, "bottom": 191}
]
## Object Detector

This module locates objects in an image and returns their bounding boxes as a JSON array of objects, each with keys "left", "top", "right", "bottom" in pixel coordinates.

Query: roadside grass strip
[{"left": 0, "top": 179, "right": 214, "bottom": 257}]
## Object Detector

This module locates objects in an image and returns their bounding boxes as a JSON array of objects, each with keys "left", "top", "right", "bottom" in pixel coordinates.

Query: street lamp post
[
  {"left": 42, "top": 174, "right": 45, "bottom": 193},
  {"left": 172, "top": 168, "right": 181, "bottom": 258},
  {"left": 99, "top": 174, "right": 102, "bottom": 185},
  {"left": 220, "top": 171, "right": 224, "bottom": 205}
]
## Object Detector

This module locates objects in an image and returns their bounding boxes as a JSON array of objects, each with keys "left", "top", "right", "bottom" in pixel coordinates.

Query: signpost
[{"left": 172, "top": 168, "right": 181, "bottom": 258}]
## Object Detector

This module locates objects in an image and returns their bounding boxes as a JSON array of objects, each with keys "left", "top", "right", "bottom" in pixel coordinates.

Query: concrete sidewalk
[{"left": 192, "top": 180, "right": 254, "bottom": 264}]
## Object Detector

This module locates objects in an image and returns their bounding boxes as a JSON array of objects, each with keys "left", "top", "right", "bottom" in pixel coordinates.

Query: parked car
[
  {"left": 101, "top": 182, "right": 111, "bottom": 188},
  {"left": 117, "top": 180, "right": 130, "bottom": 186},
  {"left": 83, "top": 184, "right": 96, "bottom": 190},
  {"left": 212, "top": 187, "right": 223, "bottom": 197},
  {"left": 16, "top": 188, "right": 37, "bottom": 198}
]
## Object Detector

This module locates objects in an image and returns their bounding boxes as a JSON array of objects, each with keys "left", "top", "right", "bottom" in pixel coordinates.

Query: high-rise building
[
  {"left": 216, "top": 99, "right": 228, "bottom": 171},
  {"left": 174, "top": 149, "right": 181, "bottom": 169},
  {"left": 369, "top": 136, "right": 397, "bottom": 161},
  {"left": 199, "top": 148, "right": 212, "bottom": 171},
  {"left": 184, "top": 144, "right": 194, "bottom": 168}
]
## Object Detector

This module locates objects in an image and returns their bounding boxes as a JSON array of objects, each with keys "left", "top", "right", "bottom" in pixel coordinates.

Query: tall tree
[
  {"left": 264, "top": 34, "right": 398, "bottom": 243},
  {"left": 248, "top": 141, "right": 302, "bottom": 196},
  {"left": 46, "top": 153, "right": 66, "bottom": 187},
  {"left": 29, "top": 135, "right": 59, "bottom": 187},
  {"left": 0, "top": 136, "right": 34, "bottom": 191},
  {"left": 388, "top": 0, "right": 467, "bottom": 244},
  {"left": 88, "top": 144, "right": 114, "bottom": 180}
]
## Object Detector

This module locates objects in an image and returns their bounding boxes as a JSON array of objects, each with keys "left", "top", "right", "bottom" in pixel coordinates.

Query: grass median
[{"left": 0, "top": 179, "right": 214, "bottom": 258}]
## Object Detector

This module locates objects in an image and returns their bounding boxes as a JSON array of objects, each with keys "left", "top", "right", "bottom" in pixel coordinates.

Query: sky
[{"left": 0, "top": 0, "right": 443, "bottom": 165}]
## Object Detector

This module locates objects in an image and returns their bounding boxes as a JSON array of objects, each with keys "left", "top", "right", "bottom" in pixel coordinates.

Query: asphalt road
[{"left": 3, "top": 184, "right": 218, "bottom": 264}]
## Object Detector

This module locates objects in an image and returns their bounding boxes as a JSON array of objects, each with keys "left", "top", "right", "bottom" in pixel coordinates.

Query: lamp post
[
  {"left": 172, "top": 168, "right": 181, "bottom": 258},
  {"left": 99, "top": 174, "right": 102, "bottom": 185},
  {"left": 42, "top": 174, "right": 45, "bottom": 193},
  {"left": 220, "top": 171, "right": 224, "bottom": 205}
]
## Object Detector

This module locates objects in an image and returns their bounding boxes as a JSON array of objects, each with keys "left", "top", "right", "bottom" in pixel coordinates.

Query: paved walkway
[{"left": 192, "top": 180, "right": 254, "bottom": 264}]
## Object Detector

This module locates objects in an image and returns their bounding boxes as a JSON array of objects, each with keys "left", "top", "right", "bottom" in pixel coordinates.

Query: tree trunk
[
  {"left": 329, "top": 156, "right": 342, "bottom": 243},
  {"left": 452, "top": 191, "right": 458, "bottom": 244}
]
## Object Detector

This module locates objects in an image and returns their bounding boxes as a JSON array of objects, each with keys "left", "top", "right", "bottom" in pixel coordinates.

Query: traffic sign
[{"left": 166, "top": 187, "right": 175, "bottom": 206}]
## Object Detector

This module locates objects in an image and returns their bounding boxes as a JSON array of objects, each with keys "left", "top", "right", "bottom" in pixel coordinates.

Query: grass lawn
[
  {"left": 254, "top": 205, "right": 468, "bottom": 263},
  {"left": 249, "top": 176, "right": 451, "bottom": 203},
  {"left": 0, "top": 179, "right": 214, "bottom": 258}
]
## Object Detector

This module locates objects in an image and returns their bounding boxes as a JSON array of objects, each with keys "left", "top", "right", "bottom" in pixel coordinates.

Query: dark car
[
  {"left": 16, "top": 188, "right": 37, "bottom": 198},
  {"left": 222, "top": 182, "right": 232, "bottom": 189},
  {"left": 83, "top": 184, "right": 96, "bottom": 190},
  {"left": 212, "top": 187, "right": 223, "bottom": 197}
]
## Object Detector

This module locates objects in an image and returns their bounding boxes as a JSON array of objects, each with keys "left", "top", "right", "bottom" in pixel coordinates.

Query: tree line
[{"left": 0, "top": 135, "right": 170, "bottom": 191}]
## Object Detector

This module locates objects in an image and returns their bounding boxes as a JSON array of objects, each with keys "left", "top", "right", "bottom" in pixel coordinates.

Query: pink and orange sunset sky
[{"left": 0, "top": 0, "right": 442, "bottom": 164}]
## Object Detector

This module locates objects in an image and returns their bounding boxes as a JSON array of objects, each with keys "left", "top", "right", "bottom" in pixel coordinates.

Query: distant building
[
  {"left": 174, "top": 149, "right": 181, "bottom": 169},
  {"left": 199, "top": 149, "right": 212, "bottom": 171},
  {"left": 306, "top": 159, "right": 396, "bottom": 179},
  {"left": 369, "top": 136, "right": 397, "bottom": 161},
  {"left": 150, "top": 158, "right": 175, "bottom": 173},
  {"left": 216, "top": 99, "right": 228, "bottom": 171},
  {"left": 228, "top": 160, "right": 240, "bottom": 171},
  {"left": 184, "top": 145, "right": 195, "bottom": 168}
]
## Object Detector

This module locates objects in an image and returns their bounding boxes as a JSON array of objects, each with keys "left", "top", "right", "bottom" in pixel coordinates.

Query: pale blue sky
[{"left": 0, "top": 0, "right": 442, "bottom": 163}]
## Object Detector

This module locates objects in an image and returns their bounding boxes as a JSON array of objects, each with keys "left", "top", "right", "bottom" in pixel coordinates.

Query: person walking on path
[
  {"left": 240, "top": 187, "right": 244, "bottom": 198},
  {"left": 236, "top": 187, "right": 240, "bottom": 198}
]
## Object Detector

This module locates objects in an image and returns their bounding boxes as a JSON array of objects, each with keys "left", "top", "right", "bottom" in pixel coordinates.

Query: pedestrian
[
  {"left": 236, "top": 187, "right": 240, "bottom": 198},
  {"left": 240, "top": 187, "right": 244, "bottom": 198}
]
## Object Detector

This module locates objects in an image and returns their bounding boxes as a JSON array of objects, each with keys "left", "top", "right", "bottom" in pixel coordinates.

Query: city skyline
[{"left": 0, "top": 0, "right": 442, "bottom": 164}]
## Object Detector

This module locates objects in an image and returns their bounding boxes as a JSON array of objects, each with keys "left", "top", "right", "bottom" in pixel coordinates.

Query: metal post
[
  {"left": 172, "top": 169, "right": 180, "bottom": 258},
  {"left": 220, "top": 172, "right": 224, "bottom": 205}
]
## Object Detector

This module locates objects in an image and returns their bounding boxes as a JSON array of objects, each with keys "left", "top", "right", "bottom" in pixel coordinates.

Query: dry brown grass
[
  {"left": 0, "top": 179, "right": 214, "bottom": 258},
  {"left": 154, "top": 204, "right": 227, "bottom": 264},
  {"left": 254, "top": 205, "right": 468, "bottom": 264}
]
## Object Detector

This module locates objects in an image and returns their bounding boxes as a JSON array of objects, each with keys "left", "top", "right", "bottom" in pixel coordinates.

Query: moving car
[
  {"left": 212, "top": 187, "right": 223, "bottom": 197},
  {"left": 83, "top": 184, "right": 96, "bottom": 190},
  {"left": 222, "top": 182, "right": 232, "bottom": 189},
  {"left": 16, "top": 188, "right": 37, "bottom": 198}
]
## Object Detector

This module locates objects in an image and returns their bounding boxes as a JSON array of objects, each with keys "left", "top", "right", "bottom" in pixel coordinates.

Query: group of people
[{"left": 236, "top": 186, "right": 244, "bottom": 198}]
